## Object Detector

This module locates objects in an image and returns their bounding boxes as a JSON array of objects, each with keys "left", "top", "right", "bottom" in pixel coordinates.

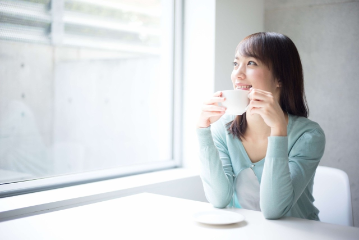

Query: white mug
[{"left": 221, "top": 89, "right": 249, "bottom": 115}]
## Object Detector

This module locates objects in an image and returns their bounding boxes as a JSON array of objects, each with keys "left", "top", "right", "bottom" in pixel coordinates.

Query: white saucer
[{"left": 193, "top": 210, "right": 245, "bottom": 225}]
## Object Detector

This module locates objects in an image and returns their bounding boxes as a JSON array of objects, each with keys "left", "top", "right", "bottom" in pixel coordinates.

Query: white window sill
[{"left": 0, "top": 168, "right": 200, "bottom": 221}]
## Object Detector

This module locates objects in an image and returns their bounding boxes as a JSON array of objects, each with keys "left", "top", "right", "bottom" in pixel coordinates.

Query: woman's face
[{"left": 231, "top": 53, "right": 281, "bottom": 98}]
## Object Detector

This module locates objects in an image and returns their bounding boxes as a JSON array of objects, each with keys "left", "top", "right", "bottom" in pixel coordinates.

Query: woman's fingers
[
  {"left": 249, "top": 107, "right": 261, "bottom": 116},
  {"left": 250, "top": 88, "right": 270, "bottom": 94},
  {"left": 213, "top": 91, "right": 223, "bottom": 97},
  {"left": 203, "top": 91, "right": 226, "bottom": 105},
  {"left": 197, "top": 91, "right": 227, "bottom": 128},
  {"left": 247, "top": 99, "right": 266, "bottom": 115},
  {"left": 248, "top": 91, "right": 267, "bottom": 101},
  {"left": 248, "top": 89, "right": 273, "bottom": 101},
  {"left": 250, "top": 88, "right": 272, "bottom": 95},
  {"left": 202, "top": 104, "right": 226, "bottom": 112},
  {"left": 202, "top": 111, "right": 226, "bottom": 117},
  {"left": 202, "top": 91, "right": 227, "bottom": 116},
  {"left": 201, "top": 92, "right": 227, "bottom": 115},
  {"left": 203, "top": 96, "right": 226, "bottom": 105}
]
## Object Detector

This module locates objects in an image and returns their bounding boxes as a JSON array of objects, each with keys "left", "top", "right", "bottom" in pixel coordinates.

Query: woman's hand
[
  {"left": 197, "top": 91, "right": 227, "bottom": 128},
  {"left": 247, "top": 88, "right": 287, "bottom": 136}
]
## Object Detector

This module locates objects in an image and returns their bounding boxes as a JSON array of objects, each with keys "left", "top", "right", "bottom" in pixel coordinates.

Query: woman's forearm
[
  {"left": 260, "top": 136, "right": 294, "bottom": 219},
  {"left": 197, "top": 127, "right": 234, "bottom": 208},
  {"left": 260, "top": 128, "right": 324, "bottom": 219}
]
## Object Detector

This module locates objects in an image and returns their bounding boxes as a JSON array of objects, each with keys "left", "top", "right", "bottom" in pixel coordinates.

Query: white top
[{"left": 234, "top": 167, "right": 261, "bottom": 211}]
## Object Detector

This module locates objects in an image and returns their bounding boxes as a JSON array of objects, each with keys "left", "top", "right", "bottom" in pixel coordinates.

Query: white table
[{"left": 0, "top": 192, "right": 358, "bottom": 240}]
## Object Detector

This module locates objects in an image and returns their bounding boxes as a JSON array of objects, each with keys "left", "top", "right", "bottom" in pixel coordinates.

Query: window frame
[{"left": 0, "top": 0, "right": 183, "bottom": 198}]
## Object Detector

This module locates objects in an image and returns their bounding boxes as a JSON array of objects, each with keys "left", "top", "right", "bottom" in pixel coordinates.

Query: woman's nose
[{"left": 234, "top": 63, "right": 245, "bottom": 79}]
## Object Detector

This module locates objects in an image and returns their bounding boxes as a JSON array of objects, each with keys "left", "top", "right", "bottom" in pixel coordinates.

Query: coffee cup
[{"left": 221, "top": 89, "right": 249, "bottom": 115}]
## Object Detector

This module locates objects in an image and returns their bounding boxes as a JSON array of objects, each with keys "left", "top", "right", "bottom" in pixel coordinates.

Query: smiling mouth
[{"left": 235, "top": 85, "right": 252, "bottom": 90}]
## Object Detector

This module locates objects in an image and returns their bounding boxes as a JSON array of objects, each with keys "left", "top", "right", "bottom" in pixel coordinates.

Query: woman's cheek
[
  {"left": 247, "top": 68, "right": 265, "bottom": 80},
  {"left": 247, "top": 69, "right": 271, "bottom": 90},
  {"left": 247, "top": 69, "right": 262, "bottom": 85}
]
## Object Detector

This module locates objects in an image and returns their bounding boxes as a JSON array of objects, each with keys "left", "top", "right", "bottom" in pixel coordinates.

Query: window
[{"left": 0, "top": 0, "right": 182, "bottom": 197}]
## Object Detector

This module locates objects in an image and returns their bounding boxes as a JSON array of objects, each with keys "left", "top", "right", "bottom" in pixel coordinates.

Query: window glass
[{"left": 0, "top": 0, "right": 174, "bottom": 184}]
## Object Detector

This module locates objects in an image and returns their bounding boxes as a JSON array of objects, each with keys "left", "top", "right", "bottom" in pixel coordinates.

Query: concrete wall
[
  {"left": 0, "top": 39, "right": 172, "bottom": 180},
  {"left": 0, "top": 41, "right": 54, "bottom": 178},
  {"left": 264, "top": 0, "right": 359, "bottom": 227},
  {"left": 0, "top": 41, "right": 54, "bottom": 147},
  {"left": 53, "top": 57, "right": 172, "bottom": 174}
]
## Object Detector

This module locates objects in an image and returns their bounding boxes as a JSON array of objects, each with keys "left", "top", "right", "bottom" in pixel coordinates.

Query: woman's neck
[{"left": 245, "top": 113, "right": 271, "bottom": 141}]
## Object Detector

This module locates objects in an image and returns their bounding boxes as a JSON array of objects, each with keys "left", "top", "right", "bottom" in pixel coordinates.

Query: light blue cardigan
[{"left": 196, "top": 114, "right": 325, "bottom": 220}]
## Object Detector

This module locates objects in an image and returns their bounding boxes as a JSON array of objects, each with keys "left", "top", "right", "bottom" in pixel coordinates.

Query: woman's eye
[
  {"left": 233, "top": 62, "right": 238, "bottom": 67},
  {"left": 248, "top": 61, "right": 257, "bottom": 66}
]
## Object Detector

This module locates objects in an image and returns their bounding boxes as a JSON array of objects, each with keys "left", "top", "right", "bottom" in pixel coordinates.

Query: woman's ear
[{"left": 277, "top": 81, "right": 282, "bottom": 87}]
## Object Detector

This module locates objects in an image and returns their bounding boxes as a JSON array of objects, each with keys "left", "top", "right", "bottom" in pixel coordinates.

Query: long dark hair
[{"left": 226, "top": 32, "right": 309, "bottom": 141}]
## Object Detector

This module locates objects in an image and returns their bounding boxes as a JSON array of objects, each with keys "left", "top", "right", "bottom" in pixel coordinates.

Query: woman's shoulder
[
  {"left": 289, "top": 114, "right": 323, "bottom": 132},
  {"left": 288, "top": 114, "right": 325, "bottom": 147}
]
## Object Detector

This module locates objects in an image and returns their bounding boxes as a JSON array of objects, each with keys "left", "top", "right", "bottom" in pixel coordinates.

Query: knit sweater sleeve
[
  {"left": 196, "top": 125, "right": 234, "bottom": 208},
  {"left": 260, "top": 127, "right": 326, "bottom": 219}
]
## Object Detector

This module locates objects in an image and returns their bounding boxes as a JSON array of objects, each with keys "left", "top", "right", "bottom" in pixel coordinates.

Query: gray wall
[
  {"left": 214, "top": 0, "right": 264, "bottom": 92},
  {"left": 265, "top": 0, "right": 359, "bottom": 227}
]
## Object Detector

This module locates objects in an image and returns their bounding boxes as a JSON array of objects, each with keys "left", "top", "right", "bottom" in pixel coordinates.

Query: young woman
[{"left": 196, "top": 32, "right": 325, "bottom": 220}]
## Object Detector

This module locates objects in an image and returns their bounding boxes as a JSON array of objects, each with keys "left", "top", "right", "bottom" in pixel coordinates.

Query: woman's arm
[
  {"left": 259, "top": 128, "right": 325, "bottom": 219},
  {"left": 196, "top": 126, "right": 234, "bottom": 208},
  {"left": 247, "top": 88, "right": 325, "bottom": 218}
]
